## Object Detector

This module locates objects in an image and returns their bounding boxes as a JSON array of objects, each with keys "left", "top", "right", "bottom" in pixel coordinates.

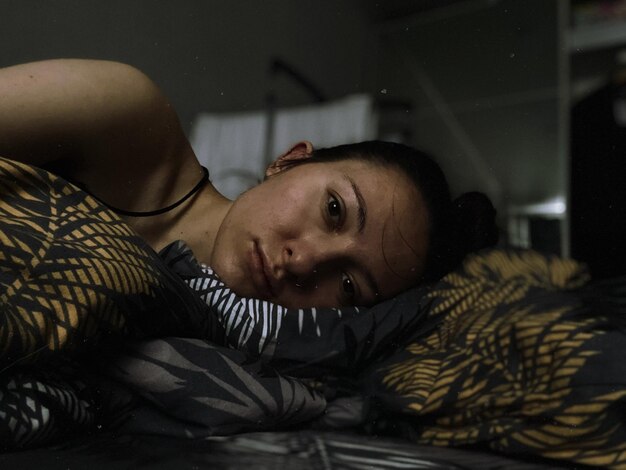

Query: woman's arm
[{"left": 0, "top": 59, "right": 200, "bottom": 211}]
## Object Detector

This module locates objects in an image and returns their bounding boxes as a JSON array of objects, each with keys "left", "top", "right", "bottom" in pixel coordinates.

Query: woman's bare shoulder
[
  {"left": 0, "top": 58, "right": 188, "bottom": 173},
  {"left": 0, "top": 58, "right": 202, "bottom": 225}
]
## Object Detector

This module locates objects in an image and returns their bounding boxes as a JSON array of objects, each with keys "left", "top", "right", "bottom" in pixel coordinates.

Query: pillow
[
  {"left": 360, "top": 249, "right": 626, "bottom": 468},
  {"left": 161, "top": 241, "right": 436, "bottom": 377}
]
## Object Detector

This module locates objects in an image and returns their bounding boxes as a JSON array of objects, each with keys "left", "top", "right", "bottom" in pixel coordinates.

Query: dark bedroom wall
[
  {"left": 0, "top": 0, "right": 372, "bottom": 133},
  {"left": 374, "top": 0, "right": 560, "bottom": 210}
]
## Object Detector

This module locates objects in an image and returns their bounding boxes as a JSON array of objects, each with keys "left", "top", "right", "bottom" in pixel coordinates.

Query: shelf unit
[
  {"left": 500, "top": 3, "right": 626, "bottom": 257},
  {"left": 569, "top": 19, "right": 626, "bottom": 53},
  {"left": 555, "top": 3, "right": 626, "bottom": 257}
]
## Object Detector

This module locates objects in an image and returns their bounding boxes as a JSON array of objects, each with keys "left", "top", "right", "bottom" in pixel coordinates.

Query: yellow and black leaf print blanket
[
  {"left": 0, "top": 156, "right": 214, "bottom": 368},
  {"left": 1, "top": 156, "right": 626, "bottom": 469},
  {"left": 363, "top": 252, "right": 626, "bottom": 469}
]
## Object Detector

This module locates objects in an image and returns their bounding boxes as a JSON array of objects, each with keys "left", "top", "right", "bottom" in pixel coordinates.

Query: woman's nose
[{"left": 282, "top": 241, "right": 317, "bottom": 278}]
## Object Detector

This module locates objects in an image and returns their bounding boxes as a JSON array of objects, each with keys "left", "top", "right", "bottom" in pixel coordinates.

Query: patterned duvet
[{"left": 1, "top": 156, "right": 625, "bottom": 469}]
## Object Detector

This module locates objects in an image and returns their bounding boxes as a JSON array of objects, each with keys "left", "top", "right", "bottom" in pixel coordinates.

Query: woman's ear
[{"left": 265, "top": 141, "right": 314, "bottom": 177}]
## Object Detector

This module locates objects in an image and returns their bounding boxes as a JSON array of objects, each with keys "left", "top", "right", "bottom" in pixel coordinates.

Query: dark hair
[{"left": 292, "top": 140, "right": 498, "bottom": 281}]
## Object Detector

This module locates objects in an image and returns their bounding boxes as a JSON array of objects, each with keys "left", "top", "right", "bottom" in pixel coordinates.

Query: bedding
[
  {"left": 0, "top": 430, "right": 564, "bottom": 469},
  {"left": 0, "top": 156, "right": 219, "bottom": 369},
  {"left": 1, "top": 157, "right": 626, "bottom": 468},
  {"left": 176, "top": 246, "right": 626, "bottom": 468}
]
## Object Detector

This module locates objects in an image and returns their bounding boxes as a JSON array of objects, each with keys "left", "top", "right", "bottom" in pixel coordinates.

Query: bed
[{"left": 1, "top": 156, "right": 624, "bottom": 469}]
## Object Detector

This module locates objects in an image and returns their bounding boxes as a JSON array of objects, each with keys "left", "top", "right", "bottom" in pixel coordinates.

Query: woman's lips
[{"left": 250, "top": 240, "right": 276, "bottom": 298}]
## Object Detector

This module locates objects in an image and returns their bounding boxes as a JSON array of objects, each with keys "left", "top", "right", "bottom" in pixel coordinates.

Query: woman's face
[{"left": 210, "top": 147, "right": 430, "bottom": 308}]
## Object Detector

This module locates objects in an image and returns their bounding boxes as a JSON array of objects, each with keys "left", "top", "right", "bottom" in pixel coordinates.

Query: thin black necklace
[{"left": 95, "top": 166, "right": 210, "bottom": 217}]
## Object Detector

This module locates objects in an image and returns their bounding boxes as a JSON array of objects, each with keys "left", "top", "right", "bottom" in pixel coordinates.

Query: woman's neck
[
  {"left": 122, "top": 182, "right": 232, "bottom": 263},
  {"left": 193, "top": 183, "right": 232, "bottom": 263}
]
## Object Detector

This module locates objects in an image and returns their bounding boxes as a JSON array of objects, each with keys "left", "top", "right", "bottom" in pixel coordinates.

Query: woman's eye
[
  {"left": 341, "top": 272, "right": 356, "bottom": 300},
  {"left": 327, "top": 194, "right": 342, "bottom": 226}
]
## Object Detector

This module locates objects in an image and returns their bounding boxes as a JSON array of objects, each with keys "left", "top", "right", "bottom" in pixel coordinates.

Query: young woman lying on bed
[
  {"left": 0, "top": 58, "right": 496, "bottom": 309},
  {"left": 3, "top": 60, "right": 626, "bottom": 470}
]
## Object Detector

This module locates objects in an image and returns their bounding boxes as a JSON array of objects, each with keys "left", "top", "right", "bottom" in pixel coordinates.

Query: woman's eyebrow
[{"left": 343, "top": 174, "right": 366, "bottom": 234}]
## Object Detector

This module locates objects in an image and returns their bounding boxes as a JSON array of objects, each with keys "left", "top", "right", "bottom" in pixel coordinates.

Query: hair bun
[{"left": 452, "top": 191, "right": 499, "bottom": 256}]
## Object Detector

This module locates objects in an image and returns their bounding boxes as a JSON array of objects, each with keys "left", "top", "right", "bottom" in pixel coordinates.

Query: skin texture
[
  {"left": 208, "top": 143, "right": 430, "bottom": 308},
  {"left": 0, "top": 59, "right": 430, "bottom": 308}
]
